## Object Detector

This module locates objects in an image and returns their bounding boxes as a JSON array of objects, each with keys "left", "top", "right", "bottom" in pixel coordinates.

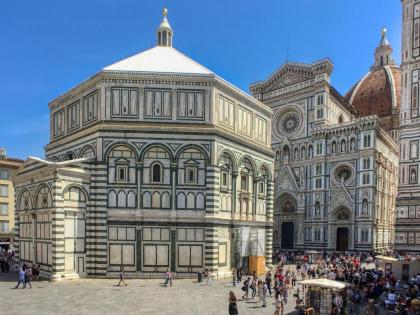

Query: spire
[
  {"left": 372, "top": 27, "right": 395, "bottom": 69},
  {"left": 157, "top": 8, "right": 173, "bottom": 47}
]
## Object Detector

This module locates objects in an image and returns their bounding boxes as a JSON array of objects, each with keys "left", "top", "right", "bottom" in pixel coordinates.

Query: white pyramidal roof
[{"left": 103, "top": 46, "right": 213, "bottom": 75}]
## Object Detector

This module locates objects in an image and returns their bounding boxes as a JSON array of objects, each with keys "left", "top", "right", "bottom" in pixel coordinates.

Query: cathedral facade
[
  {"left": 13, "top": 11, "right": 274, "bottom": 280},
  {"left": 250, "top": 59, "right": 399, "bottom": 252}
]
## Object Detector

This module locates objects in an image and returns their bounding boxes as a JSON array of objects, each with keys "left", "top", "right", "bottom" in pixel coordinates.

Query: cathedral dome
[{"left": 345, "top": 28, "right": 401, "bottom": 118}]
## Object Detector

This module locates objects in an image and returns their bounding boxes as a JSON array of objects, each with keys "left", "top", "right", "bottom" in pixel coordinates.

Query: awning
[
  {"left": 300, "top": 278, "right": 347, "bottom": 290},
  {"left": 376, "top": 255, "right": 399, "bottom": 262}
]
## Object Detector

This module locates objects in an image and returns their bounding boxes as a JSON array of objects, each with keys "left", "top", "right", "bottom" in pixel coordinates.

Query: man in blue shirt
[{"left": 15, "top": 269, "right": 26, "bottom": 289}]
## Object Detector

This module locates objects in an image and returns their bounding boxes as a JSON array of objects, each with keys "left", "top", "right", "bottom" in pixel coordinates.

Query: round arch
[
  {"left": 17, "top": 188, "right": 33, "bottom": 211},
  {"left": 64, "top": 151, "right": 77, "bottom": 161},
  {"left": 62, "top": 184, "right": 89, "bottom": 201},
  {"left": 139, "top": 143, "right": 174, "bottom": 162},
  {"left": 258, "top": 162, "right": 273, "bottom": 181},
  {"left": 79, "top": 144, "right": 96, "bottom": 159},
  {"left": 175, "top": 144, "right": 210, "bottom": 163},
  {"left": 104, "top": 142, "right": 139, "bottom": 161},
  {"left": 34, "top": 184, "right": 53, "bottom": 209},
  {"left": 217, "top": 149, "right": 238, "bottom": 172},
  {"left": 238, "top": 154, "right": 258, "bottom": 177}
]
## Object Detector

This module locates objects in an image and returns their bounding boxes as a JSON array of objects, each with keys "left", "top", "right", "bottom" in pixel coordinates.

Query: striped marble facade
[{"left": 14, "top": 37, "right": 274, "bottom": 280}]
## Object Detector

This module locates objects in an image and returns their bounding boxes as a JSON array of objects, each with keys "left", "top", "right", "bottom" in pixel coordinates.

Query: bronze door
[
  {"left": 336, "top": 228, "right": 349, "bottom": 251},
  {"left": 281, "top": 222, "right": 294, "bottom": 249}
]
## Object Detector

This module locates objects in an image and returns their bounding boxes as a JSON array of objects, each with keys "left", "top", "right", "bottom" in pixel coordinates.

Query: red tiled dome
[{"left": 345, "top": 66, "right": 401, "bottom": 118}]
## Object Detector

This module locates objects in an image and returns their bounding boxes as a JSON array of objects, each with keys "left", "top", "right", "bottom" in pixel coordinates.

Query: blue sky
[{"left": 0, "top": 0, "right": 401, "bottom": 159}]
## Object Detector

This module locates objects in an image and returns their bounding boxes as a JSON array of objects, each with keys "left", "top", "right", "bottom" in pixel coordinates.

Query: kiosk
[{"left": 300, "top": 279, "right": 347, "bottom": 315}]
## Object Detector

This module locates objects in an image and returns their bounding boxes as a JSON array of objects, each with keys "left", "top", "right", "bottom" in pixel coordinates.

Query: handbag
[{"left": 241, "top": 286, "right": 246, "bottom": 291}]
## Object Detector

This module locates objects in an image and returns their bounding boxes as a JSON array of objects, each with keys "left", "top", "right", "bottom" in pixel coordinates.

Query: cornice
[{"left": 45, "top": 121, "right": 275, "bottom": 157}]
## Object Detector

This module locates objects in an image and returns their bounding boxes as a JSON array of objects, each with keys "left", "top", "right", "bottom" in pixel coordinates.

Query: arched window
[
  {"left": 151, "top": 163, "right": 162, "bottom": 183},
  {"left": 338, "top": 114, "right": 344, "bottom": 123},
  {"left": 294, "top": 147, "right": 299, "bottom": 161},
  {"left": 219, "top": 152, "right": 233, "bottom": 188}
]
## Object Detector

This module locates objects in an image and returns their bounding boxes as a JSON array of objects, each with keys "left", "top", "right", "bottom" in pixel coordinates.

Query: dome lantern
[
  {"left": 372, "top": 27, "right": 395, "bottom": 69},
  {"left": 157, "top": 8, "right": 173, "bottom": 47}
]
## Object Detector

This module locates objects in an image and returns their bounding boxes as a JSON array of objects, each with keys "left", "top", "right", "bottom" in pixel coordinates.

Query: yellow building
[{"left": 0, "top": 149, "right": 23, "bottom": 249}]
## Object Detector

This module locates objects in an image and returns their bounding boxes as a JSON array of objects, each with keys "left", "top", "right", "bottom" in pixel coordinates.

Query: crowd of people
[
  {"left": 0, "top": 247, "right": 15, "bottom": 273},
  {"left": 227, "top": 250, "right": 420, "bottom": 315}
]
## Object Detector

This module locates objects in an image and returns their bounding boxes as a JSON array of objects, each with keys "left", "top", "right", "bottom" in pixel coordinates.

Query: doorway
[
  {"left": 336, "top": 227, "right": 349, "bottom": 251},
  {"left": 281, "top": 222, "right": 294, "bottom": 249}
]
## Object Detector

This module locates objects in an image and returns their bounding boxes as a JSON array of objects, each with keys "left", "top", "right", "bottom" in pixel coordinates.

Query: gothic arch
[
  {"left": 275, "top": 192, "right": 298, "bottom": 215},
  {"left": 333, "top": 206, "right": 352, "bottom": 221}
]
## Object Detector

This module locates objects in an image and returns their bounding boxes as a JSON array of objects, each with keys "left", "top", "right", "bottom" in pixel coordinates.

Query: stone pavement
[{"left": 0, "top": 272, "right": 299, "bottom": 315}]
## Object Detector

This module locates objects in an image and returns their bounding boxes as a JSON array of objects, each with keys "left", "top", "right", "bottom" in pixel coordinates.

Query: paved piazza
[{"left": 0, "top": 272, "right": 300, "bottom": 315}]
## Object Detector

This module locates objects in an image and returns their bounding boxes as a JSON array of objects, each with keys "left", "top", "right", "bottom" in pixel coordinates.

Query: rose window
[
  {"left": 334, "top": 165, "right": 353, "bottom": 183},
  {"left": 280, "top": 112, "right": 301, "bottom": 136}
]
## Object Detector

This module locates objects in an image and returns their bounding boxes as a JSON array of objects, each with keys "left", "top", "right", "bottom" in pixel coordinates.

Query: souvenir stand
[
  {"left": 300, "top": 279, "right": 347, "bottom": 315},
  {"left": 377, "top": 255, "right": 420, "bottom": 281},
  {"left": 305, "top": 250, "right": 320, "bottom": 264}
]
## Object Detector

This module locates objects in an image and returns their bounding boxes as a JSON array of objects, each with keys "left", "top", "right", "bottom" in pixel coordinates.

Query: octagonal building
[{"left": 14, "top": 10, "right": 274, "bottom": 280}]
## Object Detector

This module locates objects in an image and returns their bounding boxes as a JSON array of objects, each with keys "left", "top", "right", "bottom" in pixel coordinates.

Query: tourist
[
  {"left": 262, "top": 281, "right": 268, "bottom": 307},
  {"left": 232, "top": 268, "right": 236, "bottom": 286},
  {"left": 32, "top": 264, "right": 40, "bottom": 281},
  {"left": 291, "top": 270, "right": 297, "bottom": 287},
  {"left": 257, "top": 280, "right": 263, "bottom": 303},
  {"left": 24, "top": 267, "right": 32, "bottom": 288},
  {"left": 164, "top": 269, "right": 173, "bottom": 287},
  {"left": 241, "top": 277, "right": 250, "bottom": 300},
  {"left": 250, "top": 278, "right": 257, "bottom": 299},
  {"left": 15, "top": 268, "right": 25, "bottom": 289},
  {"left": 265, "top": 270, "right": 272, "bottom": 296},
  {"left": 206, "top": 269, "right": 213, "bottom": 286},
  {"left": 117, "top": 267, "right": 127, "bottom": 286},
  {"left": 228, "top": 291, "right": 238, "bottom": 315},
  {"left": 274, "top": 290, "right": 284, "bottom": 315}
]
